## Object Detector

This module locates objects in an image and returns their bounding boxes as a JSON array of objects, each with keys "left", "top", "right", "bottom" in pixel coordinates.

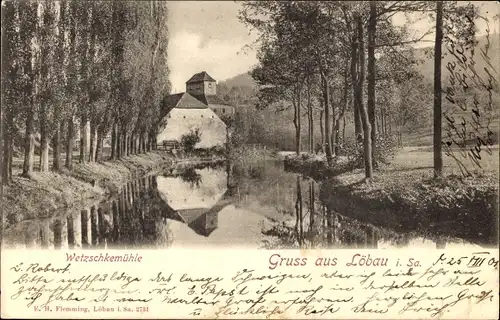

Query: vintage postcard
[{"left": 1, "top": 1, "right": 499, "bottom": 319}]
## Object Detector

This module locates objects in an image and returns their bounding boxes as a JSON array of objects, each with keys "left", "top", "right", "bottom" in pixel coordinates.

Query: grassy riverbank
[
  {"left": 2, "top": 152, "right": 175, "bottom": 230},
  {"left": 284, "top": 146, "right": 499, "bottom": 245}
]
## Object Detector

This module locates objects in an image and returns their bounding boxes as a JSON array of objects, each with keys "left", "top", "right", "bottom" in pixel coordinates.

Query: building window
[
  {"left": 222, "top": 109, "right": 226, "bottom": 114},
  {"left": 183, "top": 116, "right": 186, "bottom": 119},
  {"left": 201, "top": 114, "right": 203, "bottom": 118}
]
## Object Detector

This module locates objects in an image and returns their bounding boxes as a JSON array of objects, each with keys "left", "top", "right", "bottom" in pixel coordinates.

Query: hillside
[
  {"left": 414, "top": 33, "right": 500, "bottom": 83},
  {"left": 219, "top": 72, "right": 256, "bottom": 88},
  {"left": 219, "top": 34, "right": 499, "bottom": 90},
  {"left": 219, "top": 34, "right": 499, "bottom": 147}
]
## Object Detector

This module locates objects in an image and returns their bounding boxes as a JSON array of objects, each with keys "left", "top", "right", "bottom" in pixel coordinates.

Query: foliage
[
  {"left": 1, "top": 0, "right": 171, "bottom": 182},
  {"left": 180, "top": 129, "right": 201, "bottom": 153},
  {"left": 217, "top": 82, "right": 256, "bottom": 106},
  {"left": 179, "top": 167, "right": 202, "bottom": 188},
  {"left": 339, "top": 134, "right": 400, "bottom": 168}
]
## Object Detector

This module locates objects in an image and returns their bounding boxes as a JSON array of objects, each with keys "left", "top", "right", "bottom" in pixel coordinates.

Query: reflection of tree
[
  {"left": 108, "top": 176, "right": 175, "bottom": 249},
  {"left": 179, "top": 167, "right": 203, "bottom": 188}
]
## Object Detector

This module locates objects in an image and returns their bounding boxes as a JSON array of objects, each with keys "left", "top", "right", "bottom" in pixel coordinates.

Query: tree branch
[{"left": 375, "top": 27, "right": 434, "bottom": 48}]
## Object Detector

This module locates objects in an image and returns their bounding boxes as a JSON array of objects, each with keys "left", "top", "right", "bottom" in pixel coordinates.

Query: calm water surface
[{"left": 2, "top": 160, "right": 483, "bottom": 250}]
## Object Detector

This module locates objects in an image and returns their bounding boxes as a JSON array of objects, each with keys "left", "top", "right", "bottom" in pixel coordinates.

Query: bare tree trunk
[
  {"left": 138, "top": 134, "right": 141, "bottom": 153},
  {"left": 326, "top": 207, "right": 332, "bottom": 245},
  {"left": 52, "top": 120, "right": 63, "bottom": 171},
  {"left": 340, "top": 61, "right": 349, "bottom": 148},
  {"left": 130, "top": 133, "right": 134, "bottom": 154},
  {"left": 3, "top": 130, "right": 13, "bottom": 183},
  {"left": 308, "top": 181, "right": 315, "bottom": 238},
  {"left": 310, "top": 112, "right": 314, "bottom": 154},
  {"left": 39, "top": 105, "right": 50, "bottom": 171},
  {"left": 152, "top": 132, "right": 157, "bottom": 151},
  {"left": 116, "top": 129, "right": 122, "bottom": 159},
  {"left": 293, "top": 93, "right": 301, "bottom": 156},
  {"left": 377, "top": 113, "right": 383, "bottom": 138},
  {"left": 380, "top": 109, "right": 386, "bottom": 138},
  {"left": 124, "top": 131, "right": 129, "bottom": 155},
  {"left": 306, "top": 78, "right": 314, "bottom": 154},
  {"left": 111, "top": 122, "right": 117, "bottom": 160},
  {"left": 124, "top": 132, "right": 129, "bottom": 157},
  {"left": 319, "top": 108, "right": 324, "bottom": 152},
  {"left": 320, "top": 67, "right": 333, "bottom": 166},
  {"left": 329, "top": 86, "right": 336, "bottom": 157},
  {"left": 342, "top": 116, "right": 347, "bottom": 143},
  {"left": 350, "top": 29, "right": 362, "bottom": 142},
  {"left": 22, "top": 110, "right": 35, "bottom": 177},
  {"left": 65, "top": 116, "right": 74, "bottom": 170},
  {"left": 334, "top": 118, "right": 341, "bottom": 155},
  {"left": 117, "top": 128, "right": 123, "bottom": 159},
  {"left": 128, "top": 133, "right": 135, "bottom": 155},
  {"left": 123, "top": 131, "right": 127, "bottom": 156},
  {"left": 299, "top": 180, "right": 303, "bottom": 244},
  {"left": 133, "top": 133, "right": 137, "bottom": 154},
  {"left": 130, "top": 134, "right": 135, "bottom": 154},
  {"left": 368, "top": 1, "right": 377, "bottom": 167},
  {"left": 295, "top": 176, "right": 303, "bottom": 246},
  {"left": 308, "top": 107, "right": 313, "bottom": 154},
  {"left": 126, "top": 132, "right": 131, "bottom": 155},
  {"left": 357, "top": 15, "right": 373, "bottom": 179},
  {"left": 146, "top": 136, "right": 151, "bottom": 152},
  {"left": 40, "top": 128, "right": 49, "bottom": 172},
  {"left": 137, "top": 134, "right": 141, "bottom": 153},
  {"left": 79, "top": 116, "right": 87, "bottom": 164},
  {"left": 138, "top": 132, "right": 144, "bottom": 153},
  {"left": 139, "top": 132, "right": 144, "bottom": 153},
  {"left": 89, "top": 122, "right": 96, "bottom": 162},
  {"left": 95, "top": 132, "right": 103, "bottom": 163},
  {"left": 433, "top": 1, "right": 443, "bottom": 178}
]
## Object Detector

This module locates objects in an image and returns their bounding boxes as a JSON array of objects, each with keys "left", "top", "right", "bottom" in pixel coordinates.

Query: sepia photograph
[{"left": 1, "top": 0, "right": 498, "bottom": 251}]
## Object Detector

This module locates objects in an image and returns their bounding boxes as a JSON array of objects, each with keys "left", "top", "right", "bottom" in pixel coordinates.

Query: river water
[{"left": 2, "top": 160, "right": 485, "bottom": 250}]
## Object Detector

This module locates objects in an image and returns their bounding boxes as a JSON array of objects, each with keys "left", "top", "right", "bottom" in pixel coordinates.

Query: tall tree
[
  {"left": 20, "top": 1, "right": 38, "bottom": 178},
  {"left": 1, "top": 0, "right": 20, "bottom": 183},
  {"left": 52, "top": 0, "right": 69, "bottom": 172},
  {"left": 38, "top": 0, "right": 57, "bottom": 172},
  {"left": 320, "top": 62, "right": 333, "bottom": 166},
  {"left": 356, "top": 14, "right": 373, "bottom": 179},
  {"left": 433, "top": 1, "right": 443, "bottom": 178},
  {"left": 65, "top": 0, "right": 79, "bottom": 170},
  {"left": 344, "top": 9, "right": 363, "bottom": 142},
  {"left": 367, "top": 1, "right": 377, "bottom": 167}
]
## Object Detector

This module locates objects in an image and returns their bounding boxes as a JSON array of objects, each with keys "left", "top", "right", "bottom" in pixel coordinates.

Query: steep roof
[
  {"left": 191, "top": 94, "right": 232, "bottom": 106},
  {"left": 186, "top": 71, "right": 216, "bottom": 84},
  {"left": 161, "top": 92, "right": 207, "bottom": 116},
  {"left": 162, "top": 93, "right": 183, "bottom": 110}
]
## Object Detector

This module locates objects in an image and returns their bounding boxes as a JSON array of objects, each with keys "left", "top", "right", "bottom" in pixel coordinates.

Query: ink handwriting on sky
[{"left": 442, "top": 19, "right": 498, "bottom": 177}]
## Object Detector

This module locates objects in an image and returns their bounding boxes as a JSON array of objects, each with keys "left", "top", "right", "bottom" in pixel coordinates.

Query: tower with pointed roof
[
  {"left": 186, "top": 71, "right": 217, "bottom": 96},
  {"left": 185, "top": 71, "right": 235, "bottom": 117},
  {"left": 156, "top": 71, "right": 235, "bottom": 150}
]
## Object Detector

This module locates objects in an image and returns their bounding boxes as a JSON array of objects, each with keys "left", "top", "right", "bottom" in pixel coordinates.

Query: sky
[
  {"left": 168, "top": 1, "right": 258, "bottom": 93},
  {"left": 167, "top": 1, "right": 499, "bottom": 93}
]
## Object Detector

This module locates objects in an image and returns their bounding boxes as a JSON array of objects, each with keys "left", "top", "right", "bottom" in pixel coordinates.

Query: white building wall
[{"left": 157, "top": 108, "right": 227, "bottom": 149}]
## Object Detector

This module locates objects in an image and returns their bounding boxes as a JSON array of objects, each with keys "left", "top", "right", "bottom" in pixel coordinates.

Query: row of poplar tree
[{"left": 1, "top": 0, "right": 170, "bottom": 183}]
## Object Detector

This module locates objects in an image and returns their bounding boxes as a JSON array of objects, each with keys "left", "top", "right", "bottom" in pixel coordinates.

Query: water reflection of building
[{"left": 157, "top": 167, "right": 231, "bottom": 237}]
